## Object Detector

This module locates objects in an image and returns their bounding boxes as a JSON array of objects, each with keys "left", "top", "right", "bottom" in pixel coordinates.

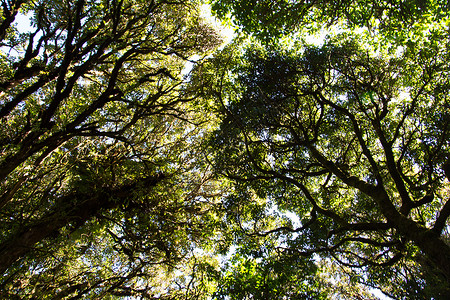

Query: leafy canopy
[
  {"left": 205, "top": 9, "right": 450, "bottom": 299},
  {"left": 0, "top": 0, "right": 227, "bottom": 298},
  {"left": 1, "top": 0, "right": 450, "bottom": 298}
]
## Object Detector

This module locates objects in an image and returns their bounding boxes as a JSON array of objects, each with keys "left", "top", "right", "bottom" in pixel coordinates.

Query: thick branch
[
  {"left": 0, "top": 0, "right": 26, "bottom": 41},
  {"left": 315, "top": 93, "right": 382, "bottom": 183},
  {"left": 0, "top": 174, "right": 165, "bottom": 274},
  {"left": 433, "top": 197, "right": 450, "bottom": 235}
]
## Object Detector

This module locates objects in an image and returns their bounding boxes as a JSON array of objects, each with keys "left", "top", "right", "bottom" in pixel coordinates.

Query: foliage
[
  {"left": 209, "top": 0, "right": 449, "bottom": 42},
  {"left": 205, "top": 26, "right": 450, "bottom": 298},
  {"left": 0, "top": 0, "right": 225, "bottom": 298},
  {"left": 214, "top": 252, "right": 324, "bottom": 299},
  {"left": 2, "top": 0, "right": 450, "bottom": 298}
]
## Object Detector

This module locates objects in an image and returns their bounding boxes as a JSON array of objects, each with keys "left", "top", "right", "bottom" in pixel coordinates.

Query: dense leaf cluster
[{"left": 209, "top": 0, "right": 449, "bottom": 41}]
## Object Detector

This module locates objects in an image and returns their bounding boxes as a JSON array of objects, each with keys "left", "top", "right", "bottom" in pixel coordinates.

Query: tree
[
  {"left": 209, "top": 0, "right": 449, "bottom": 42},
  {"left": 3, "top": 0, "right": 450, "bottom": 298},
  {"left": 206, "top": 31, "right": 450, "bottom": 297},
  {"left": 0, "top": 0, "right": 224, "bottom": 297}
]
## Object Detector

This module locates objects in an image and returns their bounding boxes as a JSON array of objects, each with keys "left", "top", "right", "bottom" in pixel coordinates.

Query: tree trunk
[
  {"left": 373, "top": 185, "right": 450, "bottom": 284},
  {"left": 413, "top": 230, "right": 450, "bottom": 283}
]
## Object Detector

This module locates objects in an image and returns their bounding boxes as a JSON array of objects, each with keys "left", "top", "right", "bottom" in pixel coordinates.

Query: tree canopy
[
  {"left": 0, "top": 0, "right": 224, "bottom": 298},
  {"left": 1, "top": 0, "right": 450, "bottom": 298},
  {"left": 209, "top": 0, "right": 449, "bottom": 42},
  {"left": 204, "top": 0, "right": 450, "bottom": 298},
  {"left": 206, "top": 34, "right": 450, "bottom": 298}
]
